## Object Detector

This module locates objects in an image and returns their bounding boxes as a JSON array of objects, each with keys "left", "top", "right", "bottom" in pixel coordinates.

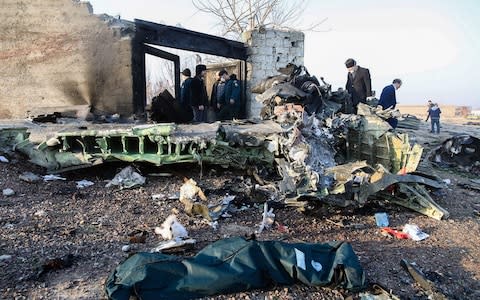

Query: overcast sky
[{"left": 88, "top": 0, "right": 480, "bottom": 107}]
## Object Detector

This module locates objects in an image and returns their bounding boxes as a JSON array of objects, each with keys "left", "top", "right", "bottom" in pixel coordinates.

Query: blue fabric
[
  {"left": 431, "top": 119, "right": 440, "bottom": 133},
  {"left": 387, "top": 117, "right": 398, "bottom": 129},
  {"left": 378, "top": 85, "right": 396, "bottom": 109},
  {"left": 224, "top": 79, "right": 241, "bottom": 109},
  {"left": 428, "top": 107, "right": 441, "bottom": 119}
]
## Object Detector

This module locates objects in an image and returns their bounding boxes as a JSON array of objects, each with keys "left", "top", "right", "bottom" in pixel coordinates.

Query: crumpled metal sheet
[{"left": 429, "top": 134, "right": 480, "bottom": 174}]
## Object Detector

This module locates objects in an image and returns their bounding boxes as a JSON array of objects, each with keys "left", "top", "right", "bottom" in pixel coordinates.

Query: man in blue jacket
[
  {"left": 217, "top": 74, "right": 241, "bottom": 120},
  {"left": 426, "top": 103, "right": 442, "bottom": 133},
  {"left": 378, "top": 78, "right": 402, "bottom": 129}
]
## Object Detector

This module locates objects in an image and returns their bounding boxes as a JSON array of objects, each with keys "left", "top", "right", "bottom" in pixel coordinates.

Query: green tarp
[{"left": 105, "top": 237, "right": 365, "bottom": 299}]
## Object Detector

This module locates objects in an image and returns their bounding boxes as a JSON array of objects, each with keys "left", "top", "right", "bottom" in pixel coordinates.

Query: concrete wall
[
  {"left": 0, "top": 0, "right": 134, "bottom": 119},
  {"left": 243, "top": 28, "right": 304, "bottom": 118}
]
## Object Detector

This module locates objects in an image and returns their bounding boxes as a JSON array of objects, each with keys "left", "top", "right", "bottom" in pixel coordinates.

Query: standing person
[
  {"left": 345, "top": 58, "right": 373, "bottom": 113},
  {"left": 190, "top": 64, "right": 208, "bottom": 123},
  {"left": 218, "top": 74, "right": 241, "bottom": 120},
  {"left": 211, "top": 70, "right": 229, "bottom": 120},
  {"left": 378, "top": 79, "right": 402, "bottom": 129},
  {"left": 179, "top": 68, "right": 193, "bottom": 122},
  {"left": 426, "top": 103, "right": 442, "bottom": 133}
]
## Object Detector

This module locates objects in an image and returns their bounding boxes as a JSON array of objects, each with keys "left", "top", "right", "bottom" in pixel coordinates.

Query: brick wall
[
  {"left": 243, "top": 28, "right": 305, "bottom": 118},
  {"left": 0, "top": 0, "right": 134, "bottom": 118}
]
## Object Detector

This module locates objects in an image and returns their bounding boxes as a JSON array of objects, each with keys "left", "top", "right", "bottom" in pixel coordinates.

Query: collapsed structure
[{"left": 0, "top": 64, "right": 449, "bottom": 221}]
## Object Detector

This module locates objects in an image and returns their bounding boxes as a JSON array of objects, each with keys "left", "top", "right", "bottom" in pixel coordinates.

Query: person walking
[{"left": 426, "top": 103, "right": 442, "bottom": 133}]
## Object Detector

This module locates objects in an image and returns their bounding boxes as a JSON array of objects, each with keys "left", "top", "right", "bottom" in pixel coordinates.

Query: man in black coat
[
  {"left": 210, "top": 70, "right": 229, "bottom": 119},
  {"left": 190, "top": 64, "right": 209, "bottom": 122},
  {"left": 345, "top": 58, "right": 372, "bottom": 113}
]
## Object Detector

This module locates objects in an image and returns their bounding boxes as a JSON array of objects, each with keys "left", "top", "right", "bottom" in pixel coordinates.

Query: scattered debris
[
  {"left": 151, "top": 193, "right": 167, "bottom": 201},
  {"left": 400, "top": 259, "right": 447, "bottom": 299},
  {"left": 257, "top": 202, "right": 275, "bottom": 234},
  {"left": 359, "top": 284, "right": 401, "bottom": 300},
  {"left": 208, "top": 195, "right": 236, "bottom": 221},
  {"left": 429, "top": 134, "right": 480, "bottom": 175},
  {"left": 374, "top": 212, "right": 389, "bottom": 227},
  {"left": 151, "top": 238, "right": 196, "bottom": 253},
  {"left": 128, "top": 230, "right": 148, "bottom": 244},
  {"left": 0, "top": 254, "right": 13, "bottom": 262},
  {"left": 121, "top": 245, "right": 131, "bottom": 252},
  {"left": 154, "top": 215, "right": 188, "bottom": 240},
  {"left": 105, "top": 166, "right": 146, "bottom": 189},
  {"left": 43, "top": 174, "right": 66, "bottom": 181},
  {"left": 2, "top": 188, "right": 15, "bottom": 196},
  {"left": 0, "top": 155, "right": 9, "bottom": 163},
  {"left": 380, "top": 227, "right": 410, "bottom": 239},
  {"left": 106, "top": 237, "right": 365, "bottom": 299},
  {"left": 179, "top": 178, "right": 211, "bottom": 220},
  {"left": 76, "top": 180, "right": 94, "bottom": 189},
  {"left": 397, "top": 114, "right": 421, "bottom": 130},
  {"left": 34, "top": 210, "right": 47, "bottom": 217},
  {"left": 402, "top": 224, "right": 429, "bottom": 241},
  {"left": 36, "top": 254, "right": 75, "bottom": 279},
  {"left": 19, "top": 172, "right": 41, "bottom": 183}
]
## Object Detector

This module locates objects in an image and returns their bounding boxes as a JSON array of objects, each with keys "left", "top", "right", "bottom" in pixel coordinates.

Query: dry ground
[{"left": 1, "top": 120, "right": 480, "bottom": 300}]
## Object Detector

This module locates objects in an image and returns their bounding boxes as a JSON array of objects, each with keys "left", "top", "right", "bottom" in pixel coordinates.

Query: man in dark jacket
[
  {"left": 190, "top": 64, "right": 209, "bottom": 123},
  {"left": 345, "top": 58, "right": 372, "bottom": 113},
  {"left": 378, "top": 79, "right": 402, "bottom": 129},
  {"left": 426, "top": 103, "right": 442, "bottom": 133},
  {"left": 217, "top": 74, "right": 241, "bottom": 120},
  {"left": 210, "top": 70, "right": 229, "bottom": 120},
  {"left": 179, "top": 68, "right": 193, "bottom": 122}
]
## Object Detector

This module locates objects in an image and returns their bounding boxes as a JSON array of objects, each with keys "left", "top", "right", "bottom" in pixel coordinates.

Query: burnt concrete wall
[
  {"left": 243, "top": 28, "right": 305, "bottom": 118},
  {"left": 0, "top": 0, "right": 134, "bottom": 118}
]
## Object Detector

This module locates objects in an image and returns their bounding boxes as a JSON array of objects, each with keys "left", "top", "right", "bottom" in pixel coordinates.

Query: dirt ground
[{"left": 1, "top": 120, "right": 480, "bottom": 300}]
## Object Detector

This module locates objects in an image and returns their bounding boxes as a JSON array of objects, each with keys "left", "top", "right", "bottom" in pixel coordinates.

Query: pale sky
[{"left": 89, "top": 0, "right": 480, "bottom": 107}]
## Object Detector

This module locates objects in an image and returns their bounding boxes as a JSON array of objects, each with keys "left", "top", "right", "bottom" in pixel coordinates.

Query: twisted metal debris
[{"left": 1, "top": 64, "right": 449, "bottom": 219}]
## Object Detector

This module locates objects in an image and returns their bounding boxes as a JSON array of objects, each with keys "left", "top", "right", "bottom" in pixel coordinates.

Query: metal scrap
[
  {"left": 429, "top": 134, "right": 480, "bottom": 175},
  {"left": 179, "top": 178, "right": 211, "bottom": 220}
]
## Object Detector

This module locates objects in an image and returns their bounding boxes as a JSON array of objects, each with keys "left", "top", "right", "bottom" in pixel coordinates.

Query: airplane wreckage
[{"left": 0, "top": 65, "right": 449, "bottom": 220}]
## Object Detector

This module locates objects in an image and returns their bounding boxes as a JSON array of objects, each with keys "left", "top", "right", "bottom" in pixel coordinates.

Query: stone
[
  {"left": 34, "top": 210, "right": 47, "bottom": 217},
  {"left": 0, "top": 255, "right": 13, "bottom": 262},
  {"left": 19, "top": 172, "right": 41, "bottom": 183},
  {"left": 2, "top": 188, "right": 14, "bottom": 196}
]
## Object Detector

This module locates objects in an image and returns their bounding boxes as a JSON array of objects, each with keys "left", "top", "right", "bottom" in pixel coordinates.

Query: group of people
[
  {"left": 344, "top": 58, "right": 441, "bottom": 133},
  {"left": 179, "top": 64, "right": 241, "bottom": 123}
]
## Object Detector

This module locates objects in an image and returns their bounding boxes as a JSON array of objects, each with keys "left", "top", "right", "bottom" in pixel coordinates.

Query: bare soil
[{"left": 1, "top": 120, "right": 480, "bottom": 300}]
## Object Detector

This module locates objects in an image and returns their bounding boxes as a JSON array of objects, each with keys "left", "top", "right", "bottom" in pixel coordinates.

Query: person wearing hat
[
  {"left": 178, "top": 68, "right": 193, "bottom": 122},
  {"left": 345, "top": 58, "right": 372, "bottom": 113},
  {"left": 210, "top": 70, "right": 229, "bottom": 120},
  {"left": 190, "top": 64, "right": 209, "bottom": 122}
]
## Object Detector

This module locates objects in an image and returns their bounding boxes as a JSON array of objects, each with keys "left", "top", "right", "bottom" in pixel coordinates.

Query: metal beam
[
  {"left": 144, "top": 45, "right": 181, "bottom": 99},
  {"left": 134, "top": 19, "right": 247, "bottom": 60}
]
